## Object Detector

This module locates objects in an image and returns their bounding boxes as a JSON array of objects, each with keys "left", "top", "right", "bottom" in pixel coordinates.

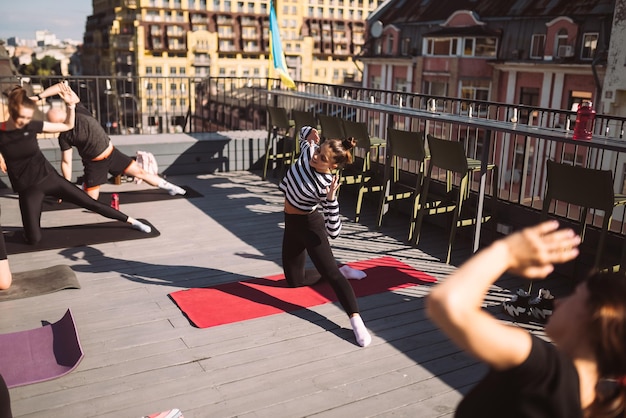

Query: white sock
[
  {"left": 350, "top": 315, "right": 371, "bottom": 347},
  {"left": 131, "top": 220, "right": 152, "bottom": 233},
  {"left": 158, "top": 179, "right": 186, "bottom": 196},
  {"left": 339, "top": 265, "right": 367, "bottom": 280}
]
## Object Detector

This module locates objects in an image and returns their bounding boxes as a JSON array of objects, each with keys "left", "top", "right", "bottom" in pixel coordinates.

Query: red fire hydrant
[
  {"left": 110, "top": 193, "right": 120, "bottom": 210},
  {"left": 572, "top": 100, "right": 596, "bottom": 141}
]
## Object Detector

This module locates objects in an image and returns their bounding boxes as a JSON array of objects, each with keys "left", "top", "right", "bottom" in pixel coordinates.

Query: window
[
  {"left": 170, "top": 67, "right": 177, "bottom": 75},
  {"left": 581, "top": 33, "right": 598, "bottom": 60},
  {"left": 461, "top": 80, "right": 490, "bottom": 101},
  {"left": 463, "top": 38, "right": 474, "bottom": 56},
  {"left": 423, "top": 80, "right": 447, "bottom": 97},
  {"left": 530, "top": 34, "right": 545, "bottom": 59},
  {"left": 555, "top": 28, "right": 569, "bottom": 57},
  {"left": 401, "top": 37, "right": 410, "bottom": 55},
  {"left": 170, "top": 98, "right": 177, "bottom": 107},
  {"left": 519, "top": 87, "right": 540, "bottom": 124},
  {"left": 425, "top": 38, "right": 458, "bottom": 56},
  {"left": 474, "top": 37, "right": 497, "bottom": 57},
  {"left": 156, "top": 66, "right": 163, "bottom": 74},
  {"left": 395, "top": 77, "right": 409, "bottom": 92},
  {"left": 146, "top": 66, "right": 153, "bottom": 74},
  {"left": 170, "top": 83, "right": 177, "bottom": 91},
  {"left": 462, "top": 37, "right": 497, "bottom": 57},
  {"left": 386, "top": 35, "right": 394, "bottom": 54}
]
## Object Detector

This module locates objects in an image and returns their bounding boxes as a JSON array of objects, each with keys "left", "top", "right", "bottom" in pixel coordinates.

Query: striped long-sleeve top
[{"left": 279, "top": 137, "right": 342, "bottom": 238}]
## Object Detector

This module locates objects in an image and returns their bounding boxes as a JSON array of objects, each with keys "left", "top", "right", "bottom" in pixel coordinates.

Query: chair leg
[
  {"left": 595, "top": 216, "right": 611, "bottom": 270},
  {"left": 408, "top": 172, "right": 423, "bottom": 242},
  {"left": 377, "top": 159, "right": 393, "bottom": 228},
  {"left": 446, "top": 175, "right": 467, "bottom": 264},
  {"left": 413, "top": 166, "right": 433, "bottom": 245},
  {"left": 262, "top": 130, "right": 274, "bottom": 180},
  {"left": 355, "top": 185, "right": 366, "bottom": 223}
]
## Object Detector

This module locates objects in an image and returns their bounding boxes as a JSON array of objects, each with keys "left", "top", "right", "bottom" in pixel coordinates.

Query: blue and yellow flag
[{"left": 269, "top": 1, "right": 296, "bottom": 89}]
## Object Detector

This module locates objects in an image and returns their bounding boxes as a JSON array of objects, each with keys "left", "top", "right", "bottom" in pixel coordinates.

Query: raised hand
[
  {"left": 326, "top": 174, "right": 340, "bottom": 201},
  {"left": 503, "top": 220, "right": 580, "bottom": 278}
]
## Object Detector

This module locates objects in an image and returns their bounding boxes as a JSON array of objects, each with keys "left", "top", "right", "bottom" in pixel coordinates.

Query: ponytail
[
  {"left": 585, "top": 381, "right": 626, "bottom": 418},
  {"left": 8, "top": 86, "right": 36, "bottom": 120}
]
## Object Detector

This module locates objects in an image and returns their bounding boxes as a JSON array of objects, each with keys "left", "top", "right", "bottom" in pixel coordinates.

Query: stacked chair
[
  {"left": 413, "top": 134, "right": 498, "bottom": 264},
  {"left": 263, "top": 106, "right": 294, "bottom": 180},
  {"left": 541, "top": 159, "right": 626, "bottom": 272},
  {"left": 376, "top": 128, "right": 427, "bottom": 240}
]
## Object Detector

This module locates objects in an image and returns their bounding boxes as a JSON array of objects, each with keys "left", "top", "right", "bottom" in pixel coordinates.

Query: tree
[{"left": 19, "top": 55, "right": 61, "bottom": 76}]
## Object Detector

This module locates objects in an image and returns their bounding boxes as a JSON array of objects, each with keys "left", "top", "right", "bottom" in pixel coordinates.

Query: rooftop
[{"left": 0, "top": 170, "right": 569, "bottom": 417}]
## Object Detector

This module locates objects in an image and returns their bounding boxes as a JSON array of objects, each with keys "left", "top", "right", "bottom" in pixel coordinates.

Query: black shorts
[{"left": 83, "top": 147, "right": 133, "bottom": 190}]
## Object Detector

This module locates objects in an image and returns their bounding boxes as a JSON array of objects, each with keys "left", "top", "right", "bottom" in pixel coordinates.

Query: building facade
[
  {"left": 81, "top": 0, "right": 384, "bottom": 133},
  {"left": 360, "top": 0, "right": 618, "bottom": 116}
]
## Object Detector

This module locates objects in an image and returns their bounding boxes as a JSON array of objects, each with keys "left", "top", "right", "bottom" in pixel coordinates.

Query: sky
[{"left": 0, "top": 0, "right": 92, "bottom": 41}]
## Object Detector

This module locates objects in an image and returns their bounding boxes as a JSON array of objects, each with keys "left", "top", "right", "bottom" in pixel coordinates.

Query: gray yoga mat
[
  {"left": 0, "top": 309, "right": 84, "bottom": 388},
  {"left": 0, "top": 265, "right": 80, "bottom": 302}
]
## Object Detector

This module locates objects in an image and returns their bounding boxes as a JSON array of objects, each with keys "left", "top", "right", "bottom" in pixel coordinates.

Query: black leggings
[
  {"left": 18, "top": 172, "right": 128, "bottom": 244},
  {"left": 282, "top": 210, "right": 359, "bottom": 316}
]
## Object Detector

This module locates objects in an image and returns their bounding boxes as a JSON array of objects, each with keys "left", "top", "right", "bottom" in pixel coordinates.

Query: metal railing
[{"left": 2, "top": 75, "right": 626, "bottom": 254}]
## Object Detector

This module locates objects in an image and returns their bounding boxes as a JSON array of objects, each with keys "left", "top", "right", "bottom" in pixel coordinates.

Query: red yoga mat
[{"left": 169, "top": 256, "right": 436, "bottom": 328}]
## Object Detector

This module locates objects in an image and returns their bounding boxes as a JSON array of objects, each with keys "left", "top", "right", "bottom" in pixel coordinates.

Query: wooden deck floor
[{"left": 0, "top": 171, "right": 569, "bottom": 418}]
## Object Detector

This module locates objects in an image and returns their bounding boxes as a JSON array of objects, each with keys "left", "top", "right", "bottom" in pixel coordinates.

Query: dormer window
[
  {"left": 581, "top": 32, "right": 598, "bottom": 60},
  {"left": 386, "top": 35, "right": 394, "bottom": 54},
  {"left": 530, "top": 34, "right": 545, "bottom": 59},
  {"left": 555, "top": 28, "right": 569, "bottom": 57}
]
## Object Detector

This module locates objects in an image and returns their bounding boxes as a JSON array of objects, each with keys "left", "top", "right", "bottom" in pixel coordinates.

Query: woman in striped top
[{"left": 279, "top": 126, "right": 371, "bottom": 347}]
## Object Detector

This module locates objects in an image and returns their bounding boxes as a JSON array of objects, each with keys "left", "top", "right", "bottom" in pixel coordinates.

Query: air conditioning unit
[{"left": 558, "top": 45, "right": 574, "bottom": 58}]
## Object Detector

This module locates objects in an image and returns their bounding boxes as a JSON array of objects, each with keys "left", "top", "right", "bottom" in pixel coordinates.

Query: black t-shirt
[
  {"left": 0, "top": 120, "right": 56, "bottom": 192},
  {"left": 456, "top": 335, "right": 582, "bottom": 418},
  {"left": 58, "top": 105, "right": 110, "bottom": 160}
]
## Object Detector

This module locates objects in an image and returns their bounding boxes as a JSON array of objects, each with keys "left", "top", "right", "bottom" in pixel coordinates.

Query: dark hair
[
  {"left": 8, "top": 86, "right": 36, "bottom": 121},
  {"left": 584, "top": 271, "right": 626, "bottom": 418},
  {"left": 325, "top": 137, "right": 357, "bottom": 169}
]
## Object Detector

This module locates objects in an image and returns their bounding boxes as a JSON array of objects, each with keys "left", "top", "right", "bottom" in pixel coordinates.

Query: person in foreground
[
  {"left": 427, "top": 220, "right": 626, "bottom": 417},
  {"left": 40, "top": 82, "right": 185, "bottom": 200},
  {"left": 0, "top": 85, "right": 152, "bottom": 245},
  {"left": 279, "top": 126, "right": 371, "bottom": 347}
]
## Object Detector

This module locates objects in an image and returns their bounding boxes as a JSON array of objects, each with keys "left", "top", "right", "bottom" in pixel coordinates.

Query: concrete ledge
[{"left": 0, "top": 130, "right": 268, "bottom": 188}]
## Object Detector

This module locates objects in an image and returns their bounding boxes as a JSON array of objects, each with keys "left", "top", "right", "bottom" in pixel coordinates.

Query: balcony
[{"left": 1, "top": 75, "right": 624, "bottom": 417}]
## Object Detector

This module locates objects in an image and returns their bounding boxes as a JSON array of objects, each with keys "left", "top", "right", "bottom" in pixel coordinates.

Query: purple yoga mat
[{"left": 0, "top": 309, "right": 84, "bottom": 388}]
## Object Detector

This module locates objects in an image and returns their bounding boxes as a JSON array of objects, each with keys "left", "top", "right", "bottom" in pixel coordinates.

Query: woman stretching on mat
[
  {"left": 0, "top": 85, "right": 152, "bottom": 245},
  {"left": 427, "top": 220, "right": 626, "bottom": 417},
  {"left": 279, "top": 125, "right": 371, "bottom": 347},
  {"left": 41, "top": 81, "right": 185, "bottom": 200}
]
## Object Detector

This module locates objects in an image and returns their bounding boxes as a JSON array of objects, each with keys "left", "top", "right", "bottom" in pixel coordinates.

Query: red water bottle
[
  {"left": 572, "top": 100, "right": 596, "bottom": 141},
  {"left": 111, "top": 193, "right": 120, "bottom": 210}
]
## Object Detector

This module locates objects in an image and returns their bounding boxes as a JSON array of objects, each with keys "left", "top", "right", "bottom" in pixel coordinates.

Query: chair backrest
[
  {"left": 544, "top": 159, "right": 615, "bottom": 211},
  {"left": 267, "top": 106, "right": 291, "bottom": 131},
  {"left": 343, "top": 120, "right": 371, "bottom": 150},
  {"left": 388, "top": 128, "right": 425, "bottom": 162},
  {"left": 318, "top": 114, "right": 346, "bottom": 140},
  {"left": 426, "top": 134, "right": 469, "bottom": 174},
  {"left": 292, "top": 110, "right": 317, "bottom": 134}
]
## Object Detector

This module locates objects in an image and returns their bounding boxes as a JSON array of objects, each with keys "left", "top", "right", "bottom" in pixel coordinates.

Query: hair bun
[{"left": 342, "top": 137, "right": 357, "bottom": 151}]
